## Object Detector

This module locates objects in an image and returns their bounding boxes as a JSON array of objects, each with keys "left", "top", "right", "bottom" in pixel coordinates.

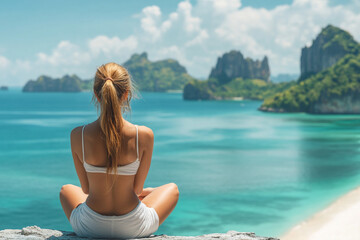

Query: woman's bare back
[{"left": 75, "top": 119, "right": 143, "bottom": 215}]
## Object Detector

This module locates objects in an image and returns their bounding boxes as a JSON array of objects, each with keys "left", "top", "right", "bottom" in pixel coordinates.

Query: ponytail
[
  {"left": 100, "top": 79, "right": 123, "bottom": 174},
  {"left": 92, "top": 62, "right": 134, "bottom": 177}
]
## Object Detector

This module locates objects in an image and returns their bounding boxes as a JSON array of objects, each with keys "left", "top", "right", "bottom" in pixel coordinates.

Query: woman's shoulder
[
  {"left": 137, "top": 125, "right": 153, "bottom": 136},
  {"left": 71, "top": 121, "right": 96, "bottom": 137},
  {"left": 70, "top": 125, "right": 84, "bottom": 137},
  {"left": 70, "top": 125, "right": 88, "bottom": 144},
  {"left": 136, "top": 125, "right": 154, "bottom": 144}
]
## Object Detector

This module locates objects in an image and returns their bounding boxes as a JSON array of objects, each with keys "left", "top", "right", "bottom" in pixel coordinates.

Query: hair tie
[{"left": 104, "top": 77, "right": 113, "bottom": 82}]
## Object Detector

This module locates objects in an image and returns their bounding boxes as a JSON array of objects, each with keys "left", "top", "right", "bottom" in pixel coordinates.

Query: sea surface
[{"left": 1, "top": 88, "right": 360, "bottom": 237}]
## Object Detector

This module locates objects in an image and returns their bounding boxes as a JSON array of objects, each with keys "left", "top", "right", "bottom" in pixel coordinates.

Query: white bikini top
[{"left": 81, "top": 124, "right": 140, "bottom": 175}]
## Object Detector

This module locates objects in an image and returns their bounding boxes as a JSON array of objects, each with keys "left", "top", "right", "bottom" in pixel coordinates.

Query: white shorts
[{"left": 70, "top": 199, "right": 159, "bottom": 239}]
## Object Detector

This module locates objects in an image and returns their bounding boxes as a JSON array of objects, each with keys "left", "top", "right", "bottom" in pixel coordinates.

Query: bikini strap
[
  {"left": 135, "top": 125, "right": 139, "bottom": 159},
  {"left": 82, "top": 125, "right": 86, "bottom": 164}
]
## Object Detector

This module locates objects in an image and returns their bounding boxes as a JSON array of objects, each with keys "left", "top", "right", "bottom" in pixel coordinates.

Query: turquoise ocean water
[{"left": 1, "top": 88, "right": 360, "bottom": 237}]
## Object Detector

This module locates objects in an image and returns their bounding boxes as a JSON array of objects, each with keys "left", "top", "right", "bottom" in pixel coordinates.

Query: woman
[{"left": 59, "top": 62, "right": 179, "bottom": 239}]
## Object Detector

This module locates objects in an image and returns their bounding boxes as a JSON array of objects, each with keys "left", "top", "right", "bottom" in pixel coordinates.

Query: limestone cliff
[
  {"left": 310, "top": 92, "right": 360, "bottom": 114},
  {"left": 300, "top": 25, "right": 360, "bottom": 80},
  {"left": 0, "top": 226, "right": 279, "bottom": 240},
  {"left": 209, "top": 50, "right": 270, "bottom": 83},
  {"left": 260, "top": 54, "right": 360, "bottom": 114}
]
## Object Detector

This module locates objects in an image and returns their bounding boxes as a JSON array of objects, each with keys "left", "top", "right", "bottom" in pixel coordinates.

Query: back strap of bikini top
[
  {"left": 82, "top": 124, "right": 86, "bottom": 163},
  {"left": 135, "top": 125, "right": 139, "bottom": 159}
]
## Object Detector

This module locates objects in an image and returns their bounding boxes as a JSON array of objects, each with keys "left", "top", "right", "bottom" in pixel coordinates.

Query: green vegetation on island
[
  {"left": 183, "top": 50, "right": 295, "bottom": 100},
  {"left": 23, "top": 52, "right": 195, "bottom": 92},
  {"left": 22, "top": 75, "right": 92, "bottom": 92},
  {"left": 184, "top": 78, "right": 296, "bottom": 100},
  {"left": 123, "top": 52, "right": 195, "bottom": 92},
  {"left": 260, "top": 54, "right": 360, "bottom": 113},
  {"left": 260, "top": 25, "right": 360, "bottom": 114}
]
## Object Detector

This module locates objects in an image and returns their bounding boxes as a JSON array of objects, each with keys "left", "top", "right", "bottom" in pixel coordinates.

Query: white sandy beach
[{"left": 281, "top": 187, "right": 360, "bottom": 240}]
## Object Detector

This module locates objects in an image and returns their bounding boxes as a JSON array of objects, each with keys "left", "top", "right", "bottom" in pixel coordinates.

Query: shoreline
[{"left": 281, "top": 186, "right": 360, "bottom": 240}]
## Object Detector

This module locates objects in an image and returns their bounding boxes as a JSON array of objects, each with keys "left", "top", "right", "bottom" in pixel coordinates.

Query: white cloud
[
  {"left": 156, "top": 45, "right": 191, "bottom": 66},
  {"left": 198, "top": 0, "right": 241, "bottom": 15},
  {"left": 139, "top": 0, "right": 202, "bottom": 42},
  {"left": 0, "top": 55, "right": 10, "bottom": 68},
  {"left": 177, "top": 1, "right": 201, "bottom": 33},
  {"left": 141, "top": 6, "right": 163, "bottom": 40},
  {"left": 185, "top": 30, "right": 209, "bottom": 47},
  {"left": 2, "top": 0, "right": 360, "bottom": 86},
  {"left": 89, "top": 35, "right": 138, "bottom": 57},
  {"left": 205, "top": 0, "right": 360, "bottom": 74},
  {"left": 37, "top": 41, "right": 91, "bottom": 66},
  {"left": 134, "top": 0, "right": 360, "bottom": 76}
]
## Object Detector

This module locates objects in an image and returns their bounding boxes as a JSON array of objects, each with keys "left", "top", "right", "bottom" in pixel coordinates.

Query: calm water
[{"left": 0, "top": 88, "right": 360, "bottom": 237}]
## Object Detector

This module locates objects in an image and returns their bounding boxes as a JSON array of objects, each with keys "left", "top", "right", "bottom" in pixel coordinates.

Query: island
[
  {"left": 0, "top": 85, "right": 8, "bottom": 91},
  {"left": 22, "top": 75, "right": 92, "bottom": 92},
  {"left": 22, "top": 52, "right": 195, "bottom": 92},
  {"left": 300, "top": 24, "right": 360, "bottom": 81},
  {"left": 260, "top": 25, "right": 360, "bottom": 114},
  {"left": 123, "top": 52, "right": 195, "bottom": 92},
  {"left": 183, "top": 50, "right": 295, "bottom": 100}
]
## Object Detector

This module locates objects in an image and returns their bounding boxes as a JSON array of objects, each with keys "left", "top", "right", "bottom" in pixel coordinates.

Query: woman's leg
[
  {"left": 141, "top": 183, "right": 179, "bottom": 225},
  {"left": 59, "top": 184, "right": 88, "bottom": 221}
]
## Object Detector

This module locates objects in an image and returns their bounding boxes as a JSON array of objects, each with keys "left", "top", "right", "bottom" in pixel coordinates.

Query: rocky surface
[
  {"left": 310, "top": 93, "right": 360, "bottom": 114},
  {"left": 0, "top": 226, "right": 278, "bottom": 240},
  {"left": 183, "top": 81, "right": 217, "bottom": 100},
  {"left": 300, "top": 24, "right": 360, "bottom": 80},
  {"left": 209, "top": 50, "right": 270, "bottom": 83},
  {"left": 182, "top": 49, "right": 287, "bottom": 101}
]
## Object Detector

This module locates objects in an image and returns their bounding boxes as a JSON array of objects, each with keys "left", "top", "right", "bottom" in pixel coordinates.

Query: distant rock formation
[
  {"left": 260, "top": 53, "right": 360, "bottom": 114},
  {"left": 0, "top": 85, "right": 8, "bottom": 90},
  {"left": 183, "top": 50, "right": 294, "bottom": 101},
  {"left": 261, "top": 25, "right": 360, "bottom": 114},
  {"left": 183, "top": 80, "right": 217, "bottom": 100},
  {"left": 300, "top": 25, "right": 360, "bottom": 80},
  {"left": 310, "top": 91, "right": 360, "bottom": 114},
  {"left": 22, "top": 75, "right": 93, "bottom": 92},
  {"left": 123, "top": 52, "right": 195, "bottom": 92},
  {"left": 0, "top": 226, "right": 279, "bottom": 240},
  {"left": 209, "top": 50, "right": 270, "bottom": 83}
]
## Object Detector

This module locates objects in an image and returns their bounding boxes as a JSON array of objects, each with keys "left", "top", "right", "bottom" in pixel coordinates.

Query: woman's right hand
[{"left": 137, "top": 187, "right": 156, "bottom": 200}]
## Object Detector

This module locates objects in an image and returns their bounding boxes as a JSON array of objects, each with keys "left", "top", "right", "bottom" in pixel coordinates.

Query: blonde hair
[{"left": 92, "top": 62, "right": 134, "bottom": 175}]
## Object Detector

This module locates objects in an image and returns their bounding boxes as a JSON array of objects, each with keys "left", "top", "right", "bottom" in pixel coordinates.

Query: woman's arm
[
  {"left": 70, "top": 127, "right": 89, "bottom": 194},
  {"left": 137, "top": 187, "right": 156, "bottom": 200},
  {"left": 133, "top": 126, "right": 154, "bottom": 195}
]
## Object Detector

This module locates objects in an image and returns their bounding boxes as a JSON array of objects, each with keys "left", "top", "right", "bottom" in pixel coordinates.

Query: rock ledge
[{"left": 0, "top": 226, "right": 279, "bottom": 240}]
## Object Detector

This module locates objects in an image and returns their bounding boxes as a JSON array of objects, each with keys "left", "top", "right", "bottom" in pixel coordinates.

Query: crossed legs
[
  {"left": 140, "top": 183, "right": 179, "bottom": 225},
  {"left": 59, "top": 183, "right": 179, "bottom": 225}
]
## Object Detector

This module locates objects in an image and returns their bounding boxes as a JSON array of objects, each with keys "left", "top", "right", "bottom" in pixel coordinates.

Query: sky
[{"left": 0, "top": 0, "right": 359, "bottom": 86}]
